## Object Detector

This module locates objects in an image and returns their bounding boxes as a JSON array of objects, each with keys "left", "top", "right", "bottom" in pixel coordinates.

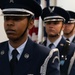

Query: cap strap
[{"left": 3, "top": 8, "right": 34, "bottom": 16}]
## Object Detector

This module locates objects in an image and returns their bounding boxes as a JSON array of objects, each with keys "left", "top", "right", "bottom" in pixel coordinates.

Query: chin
[
  {"left": 49, "top": 34, "right": 55, "bottom": 37},
  {"left": 8, "top": 36, "right": 17, "bottom": 41}
]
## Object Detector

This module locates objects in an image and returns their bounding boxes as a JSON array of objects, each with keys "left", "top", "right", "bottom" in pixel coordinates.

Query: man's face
[
  {"left": 45, "top": 21, "right": 63, "bottom": 37},
  {"left": 63, "top": 23, "right": 75, "bottom": 34},
  {"left": 4, "top": 16, "right": 33, "bottom": 41}
]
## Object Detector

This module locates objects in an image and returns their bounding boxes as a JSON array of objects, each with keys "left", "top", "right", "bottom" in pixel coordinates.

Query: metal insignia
[
  {"left": 0, "top": 50, "right": 5, "bottom": 55},
  {"left": 48, "top": 7, "right": 55, "bottom": 13},
  {"left": 60, "top": 43, "right": 64, "bottom": 46},
  {"left": 61, "top": 55, "right": 64, "bottom": 58},
  {"left": 65, "top": 57, "right": 67, "bottom": 60},
  {"left": 9, "top": 0, "right": 14, "bottom": 3},
  {"left": 24, "top": 53, "right": 29, "bottom": 59}
]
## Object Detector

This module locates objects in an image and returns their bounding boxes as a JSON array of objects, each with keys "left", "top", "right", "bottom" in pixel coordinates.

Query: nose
[
  {"left": 5, "top": 20, "right": 14, "bottom": 26},
  {"left": 7, "top": 23, "right": 14, "bottom": 26}
]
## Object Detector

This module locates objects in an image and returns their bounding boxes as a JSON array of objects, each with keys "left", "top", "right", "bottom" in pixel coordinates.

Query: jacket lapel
[
  {"left": 42, "top": 40, "right": 47, "bottom": 46},
  {"left": 0, "top": 41, "right": 11, "bottom": 75},
  {"left": 56, "top": 37, "right": 65, "bottom": 52},
  {"left": 14, "top": 38, "right": 35, "bottom": 75},
  {"left": 72, "top": 36, "right": 75, "bottom": 43}
]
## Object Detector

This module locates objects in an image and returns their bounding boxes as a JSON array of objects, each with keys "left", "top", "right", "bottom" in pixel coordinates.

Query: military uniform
[
  {"left": 41, "top": 6, "right": 75, "bottom": 75},
  {"left": 63, "top": 10, "right": 75, "bottom": 75},
  {"left": 63, "top": 11, "right": 75, "bottom": 44},
  {"left": 42, "top": 37, "right": 75, "bottom": 75},
  {"left": 0, "top": 38, "right": 60, "bottom": 75},
  {"left": 0, "top": 0, "right": 60, "bottom": 75},
  {"left": 72, "top": 37, "right": 75, "bottom": 43}
]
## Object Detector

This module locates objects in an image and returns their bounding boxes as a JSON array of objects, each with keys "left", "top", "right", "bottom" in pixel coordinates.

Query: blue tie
[
  {"left": 49, "top": 43, "right": 53, "bottom": 48},
  {"left": 66, "top": 38, "right": 69, "bottom": 41}
]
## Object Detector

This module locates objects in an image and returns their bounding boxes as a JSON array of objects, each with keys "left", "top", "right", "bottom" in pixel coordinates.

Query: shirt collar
[
  {"left": 47, "top": 35, "right": 62, "bottom": 47},
  {"left": 8, "top": 38, "right": 28, "bottom": 56},
  {"left": 69, "top": 35, "right": 75, "bottom": 42},
  {"left": 63, "top": 34, "right": 75, "bottom": 43},
  {"left": 53, "top": 36, "right": 62, "bottom": 47}
]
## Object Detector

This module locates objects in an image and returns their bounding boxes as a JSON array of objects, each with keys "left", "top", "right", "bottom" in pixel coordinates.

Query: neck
[
  {"left": 64, "top": 31, "right": 74, "bottom": 38},
  {"left": 9, "top": 35, "right": 28, "bottom": 48},
  {"left": 48, "top": 35, "right": 60, "bottom": 43}
]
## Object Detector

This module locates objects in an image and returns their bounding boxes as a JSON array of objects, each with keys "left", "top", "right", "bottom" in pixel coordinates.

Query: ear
[
  {"left": 62, "top": 24, "right": 65, "bottom": 31},
  {"left": 28, "top": 19, "right": 34, "bottom": 30}
]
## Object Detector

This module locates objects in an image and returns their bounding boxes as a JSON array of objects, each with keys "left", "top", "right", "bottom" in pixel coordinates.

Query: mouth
[
  {"left": 6, "top": 29, "right": 16, "bottom": 34},
  {"left": 49, "top": 29, "right": 54, "bottom": 31}
]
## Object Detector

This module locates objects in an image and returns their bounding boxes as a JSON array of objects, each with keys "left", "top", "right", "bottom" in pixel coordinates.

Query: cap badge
[
  {"left": 9, "top": 0, "right": 14, "bottom": 3},
  {"left": 48, "top": 7, "right": 55, "bottom": 13}
]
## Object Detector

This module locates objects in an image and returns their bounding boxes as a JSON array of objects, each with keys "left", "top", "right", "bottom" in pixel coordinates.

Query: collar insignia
[
  {"left": 24, "top": 53, "right": 29, "bottom": 59},
  {"left": 0, "top": 50, "right": 5, "bottom": 55},
  {"left": 60, "top": 43, "right": 64, "bottom": 46}
]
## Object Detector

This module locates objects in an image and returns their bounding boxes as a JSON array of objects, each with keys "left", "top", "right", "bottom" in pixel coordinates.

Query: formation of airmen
[
  {"left": 0, "top": 0, "right": 75, "bottom": 75},
  {"left": 40, "top": 5, "right": 75, "bottom": 75}
]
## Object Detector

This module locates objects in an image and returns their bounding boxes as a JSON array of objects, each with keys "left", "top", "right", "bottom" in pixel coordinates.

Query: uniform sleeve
[{"left": 40, "top": 48, "right": 60, "bottom": 75}]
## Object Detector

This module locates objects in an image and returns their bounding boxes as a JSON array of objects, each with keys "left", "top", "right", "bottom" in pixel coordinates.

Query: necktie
[
  {"left": 66, "top": 38, "right": 70, "bottom": 41},
  {"left": 48, "top": 43, "right": 53, "bottom": 49},
  {"left": 10, "top": 49, "right": 19, "bottom": 75}
]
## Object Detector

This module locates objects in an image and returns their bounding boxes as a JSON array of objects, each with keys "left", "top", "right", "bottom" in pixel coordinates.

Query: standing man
[
  {"left": 0, "top": 0, "right": 60, "bottom": 75},
  {"left": 41, "top": 6, "right": 75, "bottom": 75},
  {"left": 63, "top": 11, "right": 75, "bottom": 43}
]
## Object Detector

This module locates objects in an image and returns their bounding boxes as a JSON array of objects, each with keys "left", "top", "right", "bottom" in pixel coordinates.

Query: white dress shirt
[
  {"left": 63, "top": 34, "right": 75, "bottom": 43},
  {"left": 46, "top": 36, "right": 62, "bottom": 49},
  {"left": 8, "top": 39, "right": 28, "bottom": 61}
]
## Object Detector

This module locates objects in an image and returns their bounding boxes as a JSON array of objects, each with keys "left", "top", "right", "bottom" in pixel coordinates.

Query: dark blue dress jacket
[
  {"left": 0, "top": 38, "right": 60, "bottom": 75},
  {"left": 42, "top": 37, "right": 75, "bottom": 75},
  {"left": 72, "top": 36, "right": 75, "bottom": 43}
]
